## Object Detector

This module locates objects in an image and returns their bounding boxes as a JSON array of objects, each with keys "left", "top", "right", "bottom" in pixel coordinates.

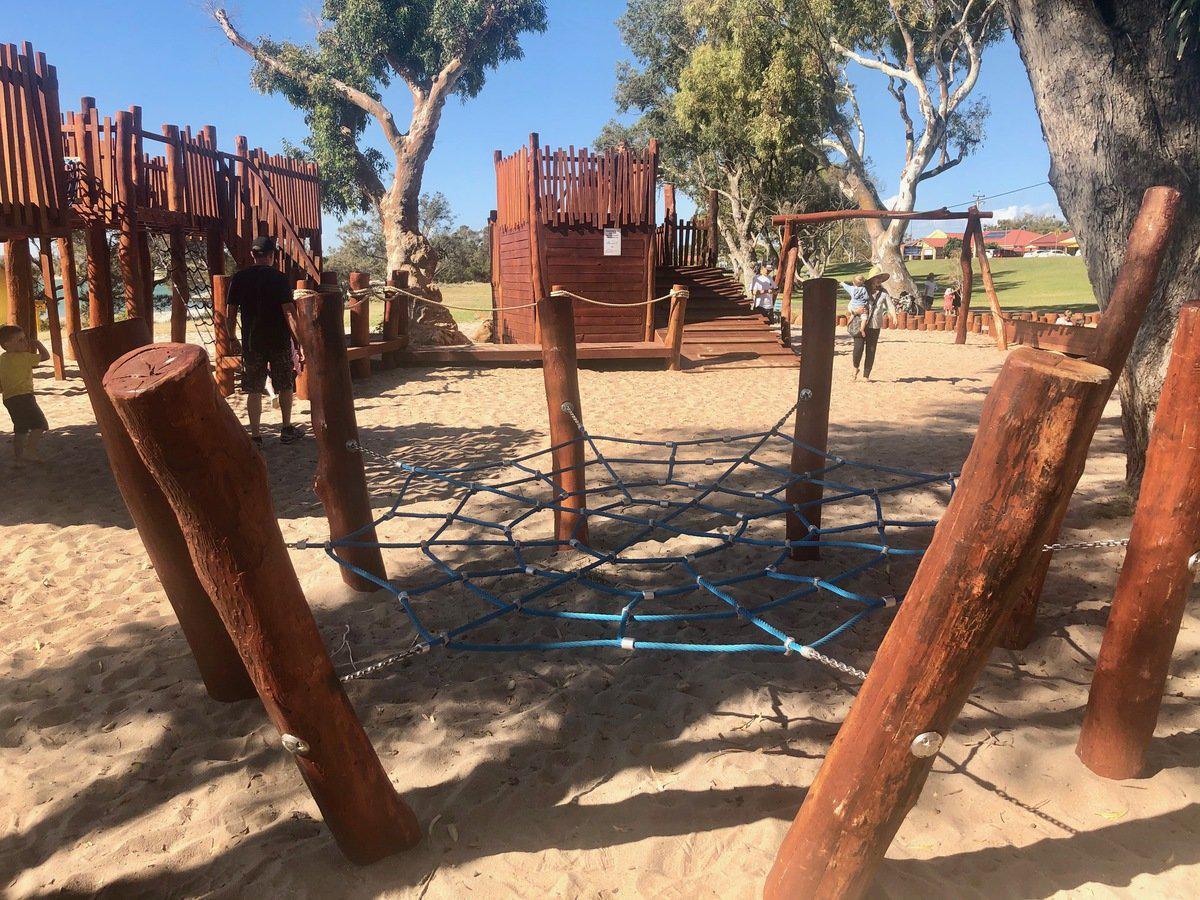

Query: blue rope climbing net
[{"left": 298, "top": 403, "right": 957, "bottom": 681}]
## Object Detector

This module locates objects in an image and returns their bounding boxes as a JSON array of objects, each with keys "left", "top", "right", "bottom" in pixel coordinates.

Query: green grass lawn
[
  {"left": 825, "top": 256, "right": 1097, "bottom": 314},
  {"left": 438, "top": 281, "right": 493, "bottom": 324}
]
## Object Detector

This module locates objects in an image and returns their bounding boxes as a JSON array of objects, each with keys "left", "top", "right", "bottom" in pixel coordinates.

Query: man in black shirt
[{"left": 228, "top": 236, "right": 303, "bottom": 444}]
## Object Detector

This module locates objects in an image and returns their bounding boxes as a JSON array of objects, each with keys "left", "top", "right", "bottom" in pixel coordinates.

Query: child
[
  {"left": 0, "top": 325, "right": 50, "bottom": 465},
  {"left": 840, "top": 275, "right": 870, "bottom": 316}
]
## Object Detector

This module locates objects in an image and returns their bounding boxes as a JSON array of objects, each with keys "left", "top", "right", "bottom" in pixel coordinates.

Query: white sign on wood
[{"left": 603, "top": 228, "right": 622, "bottom": 256}]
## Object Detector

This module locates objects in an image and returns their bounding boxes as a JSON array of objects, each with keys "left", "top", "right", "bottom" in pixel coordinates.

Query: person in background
[
  {"left": 943, "top": 284, "right": 961, "bottom": 315},
  {"left": 839, "top": 274, "right": 871, "bottom": 317},
  {"left": 852, "top": 273, "right": 899, "bottom": 382},
  {"left": 922, "top": 273, "right": 937, "bottom": 310},
  {"left": 228, "top": 235, "right": 304, "bottom": 446},
  {"left": 0, "top": 324, "right": 50, "bottom": 466},
  {"left": 751, "top": 264, "right": 778, "bottom": 322},
  {"left": 1055, "top": 310, "right": 1074, "bottom": 325}
]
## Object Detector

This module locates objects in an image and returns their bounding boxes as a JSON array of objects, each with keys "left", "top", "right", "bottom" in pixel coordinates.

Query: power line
[{"left": 950, "top": 180, "right": 1052, "bottom": 210}]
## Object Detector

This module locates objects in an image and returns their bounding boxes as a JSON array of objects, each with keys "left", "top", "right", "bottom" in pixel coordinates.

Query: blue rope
[{"left": 306, "top": 405, "right": 957, "bottom": 678}]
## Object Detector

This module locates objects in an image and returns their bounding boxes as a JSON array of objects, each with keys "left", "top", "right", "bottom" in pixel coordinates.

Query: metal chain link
[
  {"left": 792, "top": 642, "right": 869, "bottom": 680},
  {"left": 339, "top": 643, "right": 431, "bottom": 682},
  {"left": 1043, "top": 538, "right": 1129, "bottom": 552}
]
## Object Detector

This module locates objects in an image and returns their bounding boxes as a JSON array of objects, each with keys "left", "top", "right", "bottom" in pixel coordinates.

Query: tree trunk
[
  {"left": 1005, "top": 0, "right": 1200, "bottom": 488},
  {"left": 871, "top": 226, "right": 918, "bottom": 298}
]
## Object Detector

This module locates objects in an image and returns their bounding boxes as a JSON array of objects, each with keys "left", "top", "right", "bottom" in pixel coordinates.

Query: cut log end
[
  {"left": 104, "top": 342, "right": 207, "bottom": 399},
  {"left": 1005, "top": 346, "right": 1110, "bottom": 385}
]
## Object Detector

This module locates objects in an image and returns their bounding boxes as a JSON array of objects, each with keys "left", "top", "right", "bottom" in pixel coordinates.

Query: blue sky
[{"left": 9, "top": 1, "right": 1061, "bottom": 243}]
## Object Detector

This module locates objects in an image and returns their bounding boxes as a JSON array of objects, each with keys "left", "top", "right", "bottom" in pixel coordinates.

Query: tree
[
  {"left": 213, "top": 1, "right": 546, "bottom": 295},
  {"left": 605, "top": 0, "right": 826, "bottom": 285},
  {"left": 1004, "top": 1, "right": 1199, "bottom": 488},
  {"left": 996, "top": 213, "right": 1069, "bottom": 233},
  {"left": 325, "top": 216, "right": 387, "bottom": 280}
]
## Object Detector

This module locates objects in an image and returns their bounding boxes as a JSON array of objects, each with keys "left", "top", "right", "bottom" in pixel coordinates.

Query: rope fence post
[
  {"left": 1001, "top": 186, "right": 1183, "bottom": 649},
  {"left": 787, "top": 278, "right": 837, "bottom": 561},
  {"left": 211, "top": 273, "right": 236, "bottom": 397},
  {"left": 72, "top": 320, "right": 256, "bottom": 702},
  {"left": 1076, "top": 299, "right": 1200, "bottom": 779},
  {"left": 293, "top": 272, "right": 388, "bottom": 592},
  {"left": 665, "top": 284, "right": 688, "bottom": 371},
  {"left": 766, "top": 349, "right": 1112, "bottom": 900},
  {"left": 348, "top": 271, "right": 372, "bottom": 379},
  {"left": 383, "top": 269, "right": 408, "bottom": 369},
  {"left": 103, "top": 343, "right": 421, "bottom": 863},
  {"left": 538, "top": 283, "right": 588, "bottom": 546}
]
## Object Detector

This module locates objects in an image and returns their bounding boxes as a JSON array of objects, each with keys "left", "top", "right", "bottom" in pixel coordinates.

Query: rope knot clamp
[
  {"left": 705, "top": 457, "right": 715, "bottom": 466},
  {"left": 766, "top": 565, "right": 778, "bottom": 574},
  {"left": 642, "top": 590, "right": 655, "bottom": 601},
  {"left": 798, "top": 644, "right": 818, "bottom": 660},
  {"left": 281, "top": 733, "right": 310, "bottom": 756},
  {"left": 294, "top": 538, "right": 308, "bottom": 550},
  {"left": 525, "top": 566, "right": 536, "bottom": 575},
  {"left": 882, "top": 594, "right": 898, "bottom": 608},
  {"left": 783, "top": 638, "right": 798, "bottom": 655},
  {"left": 620, "top": 637, "right": 636, "bottom": 650}
]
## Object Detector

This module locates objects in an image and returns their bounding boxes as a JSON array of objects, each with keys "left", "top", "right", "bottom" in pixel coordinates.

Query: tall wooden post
[
  {"left": 663, "top": 183, "right": 677, "bottom": 268},
  {"left": 84, "top": 226, "right": 114, "bottom": 327},
  {"left": 292, "top": 273, "right": 389, "bottom": 592},
  {"left": 383, "top": 269, "right": 409, "bottom": 368},
  {"left": 37, "top": 240, "right": 65, "bottom": 379},
  {"left": 72, "top": 320, "right": 255, "bottom": 702},
  {"left": 57, "top": 238, "right": 81, "bottom": 359},
  {"left": 527, "top": 132, "right": 545, "bottom": 342},
  {"left": 104, "top": 343, "right": 420, "bottom": 863},
  {"left": 970, "top": 215, "right": 1007, "bottom": 350},
  {"left": 1001, "top": 186, "right": 1183, "bottom": 649},
  {"left": 113, "top": 111, "right": 146, "bottom": 322},
  {"left": 955, "top": 215, "right": 975, "bottom": 345},
  {"left": 664, "top": 284, "right": 689, "bottom": 371},
  {"left": 137, "top": 229, "right": 155, "bottom": 334},
  {"left": 4, "top": 239, "right": 35, "bottom": 334},
  {"left": 212, "top": 274, "right": 236, "bottom": 397},
  {"left": 787, "top": 278, "right": 837, "bottom": 561},
  {"left": 778, "top": 224, "right": 798, "bottom": 347},
  {"left": 168, "top": 229, "right": 189, "bottom": 343},
  {"left": 707, "top": 188, "right": 720, "bottom": 266},
  {"left": 538, "top": 284, "right": 589, "bottom": 546},
  {"left": 348, "top": 271, "right": 372, "bottom": 380},
  {"left": 1077, "top": 300, "right": 1200, "bottom": 779},
  {"left": 766, "top": 349, "right": 1111, "bottom": 900}
]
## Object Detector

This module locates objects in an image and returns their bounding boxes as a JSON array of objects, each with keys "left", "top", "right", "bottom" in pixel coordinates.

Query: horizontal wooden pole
[{"left": 772, "top": 208, "right": 992, "bottom": 226}]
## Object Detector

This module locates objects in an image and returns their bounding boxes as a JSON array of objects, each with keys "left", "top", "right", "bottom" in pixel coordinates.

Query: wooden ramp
[
  {"left": 655, "top": 265, "right": 798, "bottom": 370},
  {"left": 397, "top": 341, "right": 671, "bottom": 367}
]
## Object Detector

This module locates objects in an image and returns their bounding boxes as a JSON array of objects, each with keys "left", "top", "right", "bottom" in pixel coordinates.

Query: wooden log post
[
  {"left": 103, "top": 343, "right": 420, "bottom": 862},
  {"left": 382, "top": 269, "right": 409, "bottom": 368},
  {"left": 955, "top": 215, "right": 975, "bottom": 344},
  {"left": 1076, "top": 300, "right": 1200, "bottom": 779},
  {"left": 38, "top": 240, "right": 66, "bottom": 379},
  {"left": 707, "top": 188, "right": 720, "bottom": 266},
  {"left": 348, "top": 271, "right": 372, "bottom": 380},
  {"left": 1000, "top": 186, "right": 1183, "bottom": 649},
  {"left": 538, "top": 284, "right": 589, "bottom": 546},
  {"left": 72, "top": 319, "right": 255, "bottom": 702},
  {"left": 113, "top": 111, "right": 146, "bottom": 322},
  {"left": 664, "top": 284, "right": 689, "bottom": 372},
  {"left": 777, "top": 222, "right": 797, "bottom": 347},
  {"left": 5, "top": 239, "right": 35, "bottom": 334},
  {"left": 292, "top": 274, "right": 388, "bottom": 592},
  {"left": 211, "top": 274, "right": 236, "bottom": 397},
  {"left": 787, "top": 278, "right": 837, "bottom": 561},
  {"left": 765, "top": 349, "right": 1112, "bottom": 900},
  {"left": 57, "top": 238, "right": 82, "bottom": 359},
  {"left": 85, "top": 225, "right": 114, "bottom": 327},
  {"left": 969, "top": 216, "right": 1007, "bottom": 350},
  {"left": 168, "top": 229, "right": 189, "bottom": 344}
]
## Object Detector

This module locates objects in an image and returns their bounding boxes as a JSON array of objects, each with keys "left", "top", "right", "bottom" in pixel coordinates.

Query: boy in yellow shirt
[{"left": 0, "top": 325, "right": 50, "bottom": 465}]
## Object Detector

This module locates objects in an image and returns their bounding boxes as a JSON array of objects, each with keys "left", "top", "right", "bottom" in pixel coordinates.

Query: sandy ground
[{"left": 2, "top": 329, "right": 1197, "bottom": 898}]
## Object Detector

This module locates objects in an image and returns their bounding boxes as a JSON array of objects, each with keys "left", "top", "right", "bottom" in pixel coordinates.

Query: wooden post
[
  {"left": 348, "top": 271, "right": 372, "bottom": 379},
  {"left": 292, "top": 273, "right": 388, "bottom": 592},
  {"left": 765, "top": 349, "right": 1112, "bottom": 900},
  {"left": 85, "top": 225, "right": 114, "bottom": 327},
  {"left": 113, "top": 111, "right": 145, "bottom": 322},
  {"left": 663, "top": 182, "right": 677, "bottom": 268},
  {"left": 1076, "top": 300, "right": 1200, "bottom": 779},
  {"left": 538, "top": 284, "right": 588, "bottom": 546},
  {"left": 955, "top": 215, "right": 975, "bottom": 345},
  {"left": 778, "top": 223, "right": 797, "bottom": 347},
  {"left": 970, "top": 216, "right": 1007, "bottom": 350},
  {"left": 168, "top": 229, "right": 189, "bottom": 343},
  {"left": 665, "top": 284, "right": 689, "bottom": 371},
  {"left": 57, "top": 238, "right": 81, "bottom": 359},
  {"left": 1001, "top": 186, "right": 1183, "bottom": 649},
  {"left": 787, "top": 278, "right": 837, "bottom": 561},
  {"left": 103, "top": 343, "right": 420, "bottom": 862},
  {"left": 212, "top": 274, "right": 236, "bottom": 397},
  {"left": 707, "top": 188, "right": 720, "bottom": 266},
  {"left": 527, "top": 132, "right": 545, "bottom": 342},
  {"left": 5, "top": 239, "right": 36, "bottom": 334},
  {"left": 72, "top": 319, "right": 255, "bottom": 701},
  {"left": 137, "top": 229, "right": 155, "bottom": 334},
  {"left": 38, "top": 240, "right": 65, "bottom": 379},
  {"left": 383, "top": 269, "right": 408, "bottom": 368}
]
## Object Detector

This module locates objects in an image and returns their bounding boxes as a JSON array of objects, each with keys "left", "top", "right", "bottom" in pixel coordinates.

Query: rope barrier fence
[{"left": 333, "top": 282, "right": 688, "bottom": 314}]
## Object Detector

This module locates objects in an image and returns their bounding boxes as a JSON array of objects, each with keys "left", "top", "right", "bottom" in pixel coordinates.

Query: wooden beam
[
  {"left": 772, "top": 208, "right": 993, "bottom": 226},
  {"left": 539, "top": 284, "right": 588, "bottom": 546},
  {"left": 37, "top": 238, "right": 64, "bottom": 378},
  {"left": 56, "top": 237, "right": 81, "bottom": 359},
  {"left": 348, "top": 271, "right": 372, "bottom": 380}
]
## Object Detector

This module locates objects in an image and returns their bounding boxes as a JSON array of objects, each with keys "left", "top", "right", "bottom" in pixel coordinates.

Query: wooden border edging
[
  {"left": 1000, "top": 185, "right": 1183, "bottom": 649},
  {"left": 292, "top": 273, "right": 388, "bottom": 592},
  {"left": 73, "top": 320, "right": 255, "bottom": 702},
  {"left": 765, "top": 349, "right": 1111, "bottom": 899},
  {"left": 1077, "top": 300, "right": 1200, "bottom": 778},
  {"left": 103, "top": 342, "right": 420, "bottom": 863}
]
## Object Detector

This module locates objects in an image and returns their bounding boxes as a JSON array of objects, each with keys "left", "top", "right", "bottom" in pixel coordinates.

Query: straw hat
[{"left": 865, "top": 272, "right": 891, "bottom": 289}]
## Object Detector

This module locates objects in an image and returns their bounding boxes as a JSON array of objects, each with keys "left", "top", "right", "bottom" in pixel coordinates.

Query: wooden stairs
[{"left": 654, "top": 265, "right": 798, "bottom": 369}]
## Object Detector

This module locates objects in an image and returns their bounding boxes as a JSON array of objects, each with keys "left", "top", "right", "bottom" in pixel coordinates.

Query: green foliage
[
  {"left": 996, "top": 213, "right": 1069, "bottom": 233},
  {"left": 1168, "top": 0, "right": 1200, "bottom": 59},
  {"left": 240, "top": 0, "right": 547, "bottom": 214},
  {"left": 326, "top": 216, "right": 387, "bottom": 279},
  {"left": 432, "top": 226, "right": 490, "bottom": 282}
]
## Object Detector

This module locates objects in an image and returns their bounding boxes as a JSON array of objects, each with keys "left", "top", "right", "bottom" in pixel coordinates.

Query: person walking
[
  {"left": 921, "top": 273, "right": 937, "bottom": 311},
  {"left": 851, "top": 273, "right": 898, "bottom": 382},
  {"left": 228, "top": 235, "right": 304, "bottom": 445},
  {"left": 751, "top": 264, "right": 778, "bottom": 322}
]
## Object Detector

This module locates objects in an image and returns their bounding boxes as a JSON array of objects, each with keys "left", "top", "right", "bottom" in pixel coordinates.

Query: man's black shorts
[
  {"left": 241, "top": 345, "right": 296, "bottom": 395},
  {"left": 3, "top": 393, "right": 48, "bottom": 434}
]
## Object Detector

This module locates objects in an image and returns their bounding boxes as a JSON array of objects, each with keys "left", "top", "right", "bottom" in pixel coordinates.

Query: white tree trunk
[{"left": 1006, "top": 0, "right": 1200, "bottom": 487}]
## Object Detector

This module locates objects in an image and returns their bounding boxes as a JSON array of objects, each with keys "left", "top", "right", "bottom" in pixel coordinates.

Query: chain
[
  {"left": 788, "top": 640, "right": 869, "bottom": 680},
  {"left": 339, "top": 643, "right": 431, "bottom": 682},
  {"left": 1043, "top": 538, "right": 1129, "bottom": 552}
]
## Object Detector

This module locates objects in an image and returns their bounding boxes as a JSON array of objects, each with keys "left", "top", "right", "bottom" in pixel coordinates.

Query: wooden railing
[
  {"left": 495, "top": 135, "right": 658, "bottom": 231},
  {"left": 656, "top": 215, "right": 715, "bottom": 268}
]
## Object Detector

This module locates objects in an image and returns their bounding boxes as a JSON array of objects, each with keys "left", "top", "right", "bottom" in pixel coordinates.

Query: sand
[{"left": 2, "top": 329, "right": 1198, "bottom": 898}]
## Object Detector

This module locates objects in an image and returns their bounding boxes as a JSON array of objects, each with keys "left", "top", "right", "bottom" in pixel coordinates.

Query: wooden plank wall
[
  {"left": 497, "top": 224, "right": 534, "bottom": 342},
  {"left": 543, "top": 227, "right": 650, "bottom": 343}
]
